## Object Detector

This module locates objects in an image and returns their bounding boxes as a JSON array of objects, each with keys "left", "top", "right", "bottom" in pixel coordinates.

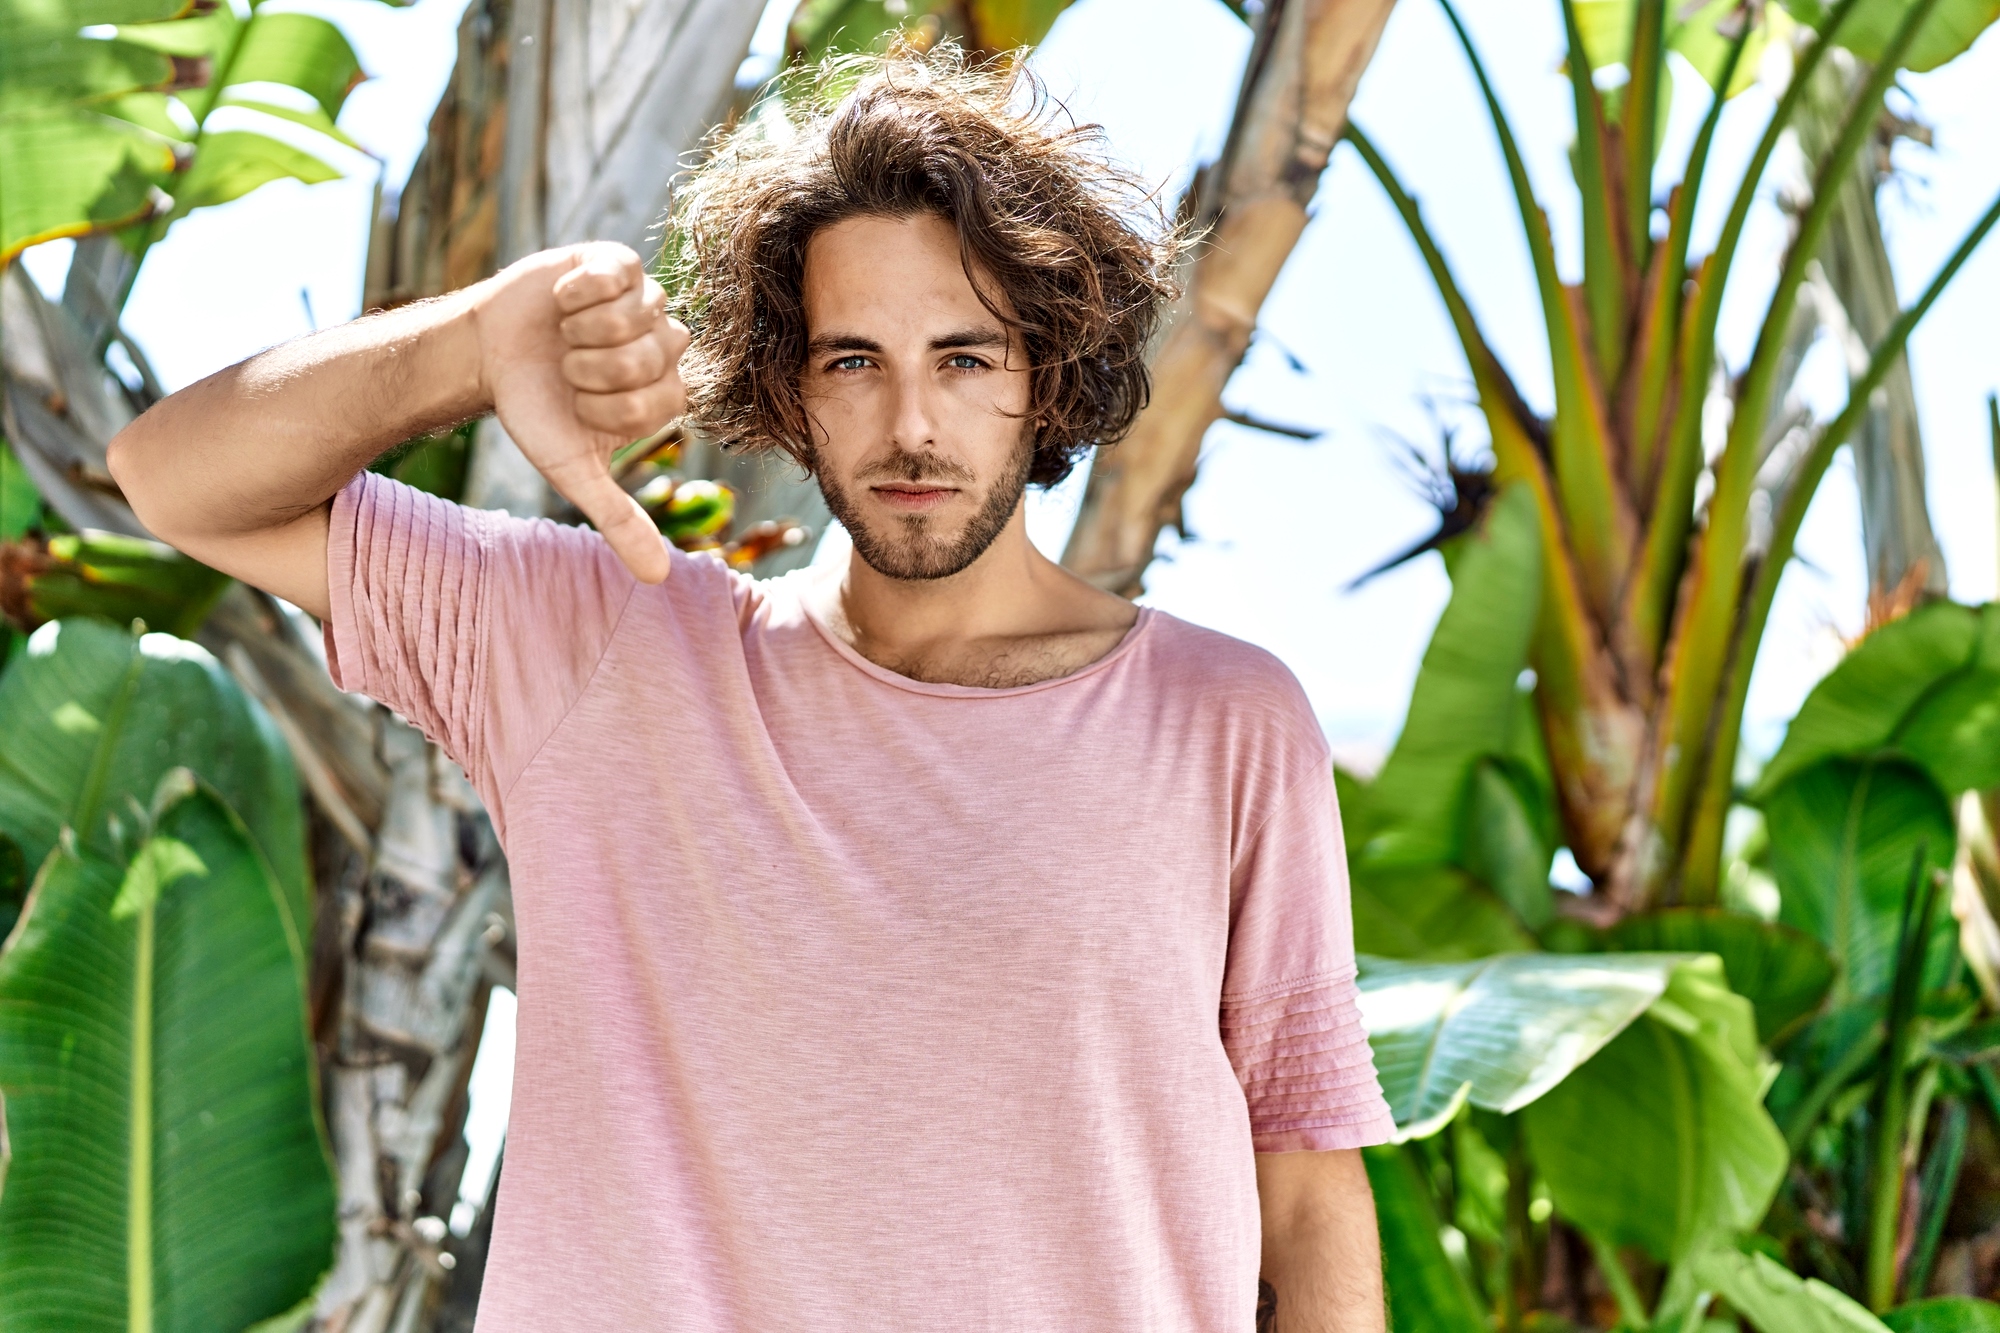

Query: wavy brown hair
[{"left": 663, "top": 47, "right": 1181, "bottom": 487}]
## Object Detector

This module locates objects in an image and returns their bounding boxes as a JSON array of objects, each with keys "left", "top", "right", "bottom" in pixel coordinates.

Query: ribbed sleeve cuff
[
  {"left": 1221, "top": 971, "right": 1396, "bottom": 1153},
  {"left": 322, "top": 474, "right": 365, "bottom": 693}
]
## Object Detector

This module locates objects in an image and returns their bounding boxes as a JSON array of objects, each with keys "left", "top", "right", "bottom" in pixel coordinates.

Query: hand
[{"left": 470, "top": 242, "right": 688, "bottom": 583}]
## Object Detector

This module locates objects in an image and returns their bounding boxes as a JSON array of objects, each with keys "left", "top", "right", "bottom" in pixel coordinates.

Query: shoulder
[{"left": 1132, "top": 611, "right": 1328, "bottom": 764}]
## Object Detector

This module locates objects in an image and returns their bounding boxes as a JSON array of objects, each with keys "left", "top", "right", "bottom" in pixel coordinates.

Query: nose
[{"left": 885, "top": 364, "right": 938, "bottom": 454}]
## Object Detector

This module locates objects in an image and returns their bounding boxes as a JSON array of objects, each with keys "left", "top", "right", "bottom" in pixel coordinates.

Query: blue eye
[
  {"left": 832, "top": 356, "right": 869, "bottom": 371},
  {"left": 948, "top": 355, "right": 983, "bottom": 370}
]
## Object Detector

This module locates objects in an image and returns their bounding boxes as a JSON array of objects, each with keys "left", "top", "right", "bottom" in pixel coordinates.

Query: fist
[
  {"left": 472, "top": 242, "right": 688, "bottom": 583},
  {"left": 551, "top": 247, "right": 690, "bottom": 438}
]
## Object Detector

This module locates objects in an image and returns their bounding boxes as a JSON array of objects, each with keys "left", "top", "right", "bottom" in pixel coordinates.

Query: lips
[{"left": 870, "top": 483, "right": 958, "bottom": 511}]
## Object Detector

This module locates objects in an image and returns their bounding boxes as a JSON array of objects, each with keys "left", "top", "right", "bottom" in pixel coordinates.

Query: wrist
[{"left": 411, "top": 284, "right": 491, "bottom": 423}]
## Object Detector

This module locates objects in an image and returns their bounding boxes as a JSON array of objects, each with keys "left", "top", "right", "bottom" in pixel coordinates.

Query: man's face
[{"left": 799, "top": 212, "right": 1034, "bottom": 581}]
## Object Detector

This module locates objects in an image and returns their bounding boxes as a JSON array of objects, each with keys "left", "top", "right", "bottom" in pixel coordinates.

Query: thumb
[{"left": 555, "top": 464, "right": 672, "bottom": 584}]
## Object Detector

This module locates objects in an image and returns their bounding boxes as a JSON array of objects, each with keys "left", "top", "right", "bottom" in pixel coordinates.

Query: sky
[{"left": 19, "top": 0, "right": 2000, "bottom": 1228}]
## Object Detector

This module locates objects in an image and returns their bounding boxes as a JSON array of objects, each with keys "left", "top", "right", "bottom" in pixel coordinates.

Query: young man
[{"left": 111, "top": 54, "right": 1394, "bottom": 1333}]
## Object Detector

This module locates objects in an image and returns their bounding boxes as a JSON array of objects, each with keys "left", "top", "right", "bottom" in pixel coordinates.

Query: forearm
[
  {"left": 109, "top": 288, "right": 486, "bottom": 554},
  {"left": 1256, "top": 1149, "right": 1386, "bottom": 1333}
]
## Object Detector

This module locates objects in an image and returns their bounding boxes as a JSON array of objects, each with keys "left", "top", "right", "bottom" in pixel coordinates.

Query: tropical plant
[
  {"left": 1343, "top": 0, "right": 2000, "bottom": 911},
  {"left": 1321, "top": 3, "right": 2000, "bottom": 1323},
  {"left": 0, "top": 617, "right": 335, "bottom": 1328},
  {"left": 1349, "top": 551, "right": 2000, "bottom": 1324},
  {"left": 0, "top": 0, "right": 377, "bottom": 268}
]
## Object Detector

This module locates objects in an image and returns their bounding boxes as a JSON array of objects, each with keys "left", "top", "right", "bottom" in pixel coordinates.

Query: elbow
[{"left": 107, "top": 420, "right": 171, "bottom": 546}]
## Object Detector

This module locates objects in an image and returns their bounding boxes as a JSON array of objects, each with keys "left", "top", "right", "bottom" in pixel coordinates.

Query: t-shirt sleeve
[
  {"left": 321, "top": 471, "right": 638, "bottom": 807},
  {"left": 1220, "top": 760, "right": 1396, "bottom": 1153}
]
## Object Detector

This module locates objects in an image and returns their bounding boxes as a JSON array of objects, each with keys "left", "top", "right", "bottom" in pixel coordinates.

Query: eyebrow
[
  {"left": 805, "top": 327, "right": 1012, "bottom": 358},
  {"left": 928, "top": 327, "right": 1011, "bottom": 352}
]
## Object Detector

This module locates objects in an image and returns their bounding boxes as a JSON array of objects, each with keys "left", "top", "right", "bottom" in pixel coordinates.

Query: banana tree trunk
[{"left": 1060, "top": 0, "right": 1397, "bottom": 596}]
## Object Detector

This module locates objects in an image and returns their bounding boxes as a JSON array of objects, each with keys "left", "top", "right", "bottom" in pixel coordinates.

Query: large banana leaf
[
  {"left": 1575, "top": 0, "right": 1784, "bottom": 95},
  {"left": 1349, "top": 863, "right": 1535, "bottom": 962},
  {"left": 1357, "top": 951, "right": 1707, "bottom": 1137},
  {"left": 1522, "top": 959, "right": 1786, "bottom": 1262},
  {"left": 1753, "top": 602, "right": 2000, "bottom": 800},
  {"left": 1363, "top": 1144, "right": 1486, "bottom": 1333},
  {"left": 1693, "top": 1249, "right": 1892, "bottom": 1332},
  {"left": 1598, "top": 909, "right": 1836, "bottom": 1044},
  {"left": 0, "top": 783, "right": 335, "bottom": 1330},
  {"left": 0, "top": 619, "right": 308, "bottom": 945},
  {"left": 223, "top": 12, "right": 363, "bottom": 119},
  {"left": 1354, "top": 483, "right": 1548, "bottom": 873},
  {"left": 1763, "top": 757, "right": 1956, "bottom": 1002},
  {"left": 1779, "top": 0, "right": 2000, "bottom": 71},
  {"left": 0, "top": 108, "right": 173, "bottom": 261},
  {"left": 2, "top": 0, "right": 374, "bottom": 259}
]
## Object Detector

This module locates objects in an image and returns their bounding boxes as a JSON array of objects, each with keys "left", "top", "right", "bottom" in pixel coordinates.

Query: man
[{"left": 110, "top": 51, "right": 1394, "bottom": 1333}]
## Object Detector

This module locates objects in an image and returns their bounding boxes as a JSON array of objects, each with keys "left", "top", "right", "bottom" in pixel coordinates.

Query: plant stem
[
  {"left": 1904, "top": 1097, "right": 1968, "bottom": 1300},
  {"left": 1866, "top": 854, "right": 1942, "bottom": 1311},
  {"left": 1698, "top": 185, "right": 2000, "bottom": 885},
  {"left": 1783, "top": 1022, "right": 1886, "bottom": 1154},
  {"left": 1587, "top": 1232, "right": 1647, "bottom": 1329}
]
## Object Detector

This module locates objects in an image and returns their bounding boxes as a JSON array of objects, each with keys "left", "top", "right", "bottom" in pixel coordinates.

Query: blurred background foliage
[{"left": 5, "top": 0, "right": 2000, "bottom": 1328}]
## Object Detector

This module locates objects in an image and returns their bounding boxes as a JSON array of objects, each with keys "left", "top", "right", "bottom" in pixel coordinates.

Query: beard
[{"left": 814, "top": 435, "right": 1034, "bottom": 581}]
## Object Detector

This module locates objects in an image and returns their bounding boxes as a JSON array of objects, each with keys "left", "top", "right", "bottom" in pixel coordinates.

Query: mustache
[{"left": 855, "top": 449, "right": 978, "bottom": 487}]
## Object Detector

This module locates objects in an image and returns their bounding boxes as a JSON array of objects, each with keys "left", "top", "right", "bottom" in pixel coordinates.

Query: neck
[{"left": 833, "top": 507, "right": 1054, "bottom": 653}]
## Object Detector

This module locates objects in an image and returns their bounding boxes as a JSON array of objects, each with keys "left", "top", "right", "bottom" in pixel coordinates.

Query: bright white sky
[{"left": 19, "top": 0, "right": 2000, "bottom": 1215}]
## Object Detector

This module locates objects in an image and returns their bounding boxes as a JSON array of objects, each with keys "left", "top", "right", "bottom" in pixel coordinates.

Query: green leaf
[
  {"left": 31, "top": 0, "right": 195, "bottom": 25},
  {"left": 1362, "top": 483, "right": 1544, "bottom": 868},
  {"left": 1885, "top": 1298, "right": 2000, "bottom": 1332},
  {"left": 0, "top": 786, "right": 335, "bottom": 1330},
  {"left": 1692, "top": 1249, "right": 1892, "bottom": 1332},
  {"left": 786, "top": 0, "right": 1076, "bottom": 63},
  {"left": 1522, "top": 957, "right": 1786, "bottom": 1261},
  {"left": 109, "top": 833, "right": 205, "bottom": 919},
  {"left": 1577, "top": 0, "right": 1787, "bottom": 95},
  {"left": 28, "top": 533, "right": 233, "bottom": 640},
  {"left": 0, "top": 438, "right": 44, "bottom": 541},
  {"left": 1350, "top": 864, "right": 1537, "bottom": 962},
  {"left": 1779, "top": 0, "right": 2000, "bottom": 70},
  {"left": 1358, "top": 951, "right": 1700, "bottom": 1136},
  {"left": 1364, "top": 1144, "right": 1487, "bottom": 1333},
  {"left": 0, "top": 619, "right": 309, "bottom": 950},
  {"left": 1753, "top": 602, "right": 1986, "bottom": 799},
  {"left": 1763, "top": 758, "right": 1956, "bottom": 1001},
  {"left": 220, "top": 97, "right": 362, "bottom": 151},
  {"left": 1460, "top": 758, "right": 1555, "bottom": 929},
  {"left": 109, "top": 6, "right": 240, "bottom": 60},
  {"left": 1603, "top": 908, "right": 1836, "bottom": 1044},
  {"left": 0, "top": 29, "right": 174, "bottom": 103},
  {"left": 0, "top": 107, "right": 172, "bottom": 262},
  {"left": 167, "top": 128, "right": 340, "bottom": 219},
  {"left": 223, "top": 12, "right": 363, "bottom": 119},
  {"left": 963, "top": 0, "right": 1074, "bottom": 48}
]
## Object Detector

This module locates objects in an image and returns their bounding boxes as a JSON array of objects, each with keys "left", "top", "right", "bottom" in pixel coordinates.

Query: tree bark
[{"left": 1061, "top": 0, "right": 1397, "bottom": 596}]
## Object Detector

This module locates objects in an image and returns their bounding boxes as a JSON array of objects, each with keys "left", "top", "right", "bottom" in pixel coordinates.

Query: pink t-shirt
[{"left": 324, "top": 473, "right": 1392, "bottom": 1333}]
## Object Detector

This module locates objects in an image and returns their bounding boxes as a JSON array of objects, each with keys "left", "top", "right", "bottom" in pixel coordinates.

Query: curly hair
[{"left": 663, "top": 47, "right": 1181, "bottom": 488}]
